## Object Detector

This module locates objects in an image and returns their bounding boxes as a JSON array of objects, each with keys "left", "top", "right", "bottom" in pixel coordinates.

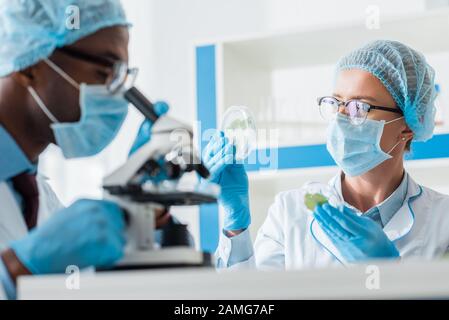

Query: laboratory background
[{"left": 37, "top": 0, "right": 449, "bottom": 252}]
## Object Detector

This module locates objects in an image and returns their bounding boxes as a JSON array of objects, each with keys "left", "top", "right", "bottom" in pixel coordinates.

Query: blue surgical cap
[
  {"left": 336, "top": 40, "right": 437, "bottom": 142},
  {"left": 0, "top": 0, "right": 129, "bottom": 77}
]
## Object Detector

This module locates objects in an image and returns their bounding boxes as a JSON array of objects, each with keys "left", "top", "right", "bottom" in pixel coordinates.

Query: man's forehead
[{"left": 71, "top": 26, "right": 129, "bottom": 60}]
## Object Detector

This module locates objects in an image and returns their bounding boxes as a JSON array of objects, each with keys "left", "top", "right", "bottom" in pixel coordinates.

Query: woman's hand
[
  {"left": 203, "top": 131, "right": 251, "bottom": 233},
  {"left": 313, "top": 203, "right": 400, "bottom": 262}
]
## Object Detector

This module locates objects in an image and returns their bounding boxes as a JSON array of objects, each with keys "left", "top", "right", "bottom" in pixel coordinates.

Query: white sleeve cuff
[{"left": 215, "top": 229, "right": 254, "bottom": 268}]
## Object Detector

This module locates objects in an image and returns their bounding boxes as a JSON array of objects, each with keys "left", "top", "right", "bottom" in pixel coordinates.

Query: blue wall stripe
[
  {"left": 244, "top": 144, "right": 335, "bottom": 171},
  {"left": 407, "top": 133, "right": 449, "bottom": 160},
  {"left": 244, "top": 133, "right": 449, "bottom": 172},
  {"left": 196, "top": 45, "right": 219, "bottom": 253}
]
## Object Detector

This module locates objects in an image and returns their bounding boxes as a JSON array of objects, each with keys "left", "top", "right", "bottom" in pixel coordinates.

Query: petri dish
[
  {"left": 221, "top": 106, "right": 257, "bottom": 161},
  {"left": 300, "top": 182, "right": 343, "bottom": 214}
]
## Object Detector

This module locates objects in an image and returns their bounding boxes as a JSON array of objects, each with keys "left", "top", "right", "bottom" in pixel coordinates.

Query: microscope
[{"left": 103, "top": 86, "right": 218, "bottom": 270}]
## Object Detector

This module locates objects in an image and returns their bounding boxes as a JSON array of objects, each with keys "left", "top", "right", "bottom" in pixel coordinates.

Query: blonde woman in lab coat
[{"left": 204, "top": 40, "right": 449, "bottom": 270}]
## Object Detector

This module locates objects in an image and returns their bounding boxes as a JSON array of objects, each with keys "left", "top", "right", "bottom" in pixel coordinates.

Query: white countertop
[{"left": 18, "top": 259, "right": 449, "bottom": 299}]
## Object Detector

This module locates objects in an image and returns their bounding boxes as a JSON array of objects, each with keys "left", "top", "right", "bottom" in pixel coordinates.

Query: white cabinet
[{"left": 217, "top": 8, "right": 449, "bottom": 146}]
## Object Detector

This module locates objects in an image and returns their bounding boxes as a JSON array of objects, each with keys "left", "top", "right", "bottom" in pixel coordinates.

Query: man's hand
[
  {"left": 1, "top": 249, "right": 30, "bottom": 284},
  {"left": 8, "top": 199, "right": 126, "bottom": 275},
  {"left": 129, "top": 101, "right": 169, "bottom": 155}
]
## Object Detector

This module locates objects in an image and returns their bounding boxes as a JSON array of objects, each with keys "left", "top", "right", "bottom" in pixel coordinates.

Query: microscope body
[{"left": 103, "top": 115, "right": 217, "bottom": 269}]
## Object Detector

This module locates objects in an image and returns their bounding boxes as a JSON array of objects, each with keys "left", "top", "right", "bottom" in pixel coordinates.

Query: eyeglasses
[
  {"left": 57, "top": 46, "right": 138, "bottom": 94},
  {"left": 317, "top": 96, "right": 403, "bottom": 126}
]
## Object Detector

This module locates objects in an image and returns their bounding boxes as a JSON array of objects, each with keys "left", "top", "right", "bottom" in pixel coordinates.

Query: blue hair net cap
[
  {"left": 336, "top": 40, "right": 437, "bottom": 142},
  {"left": 0, "top": 0, "right": 129, "bottom": 77}
]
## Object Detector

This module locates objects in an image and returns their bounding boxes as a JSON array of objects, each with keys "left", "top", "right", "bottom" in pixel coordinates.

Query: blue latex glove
[
  {"left": 313, "top": 203, "right": 400, "bottom": 262},
  {"left": 129, "top": 101, "right": 169, "bottom": 155},
  {"left": 202, "top": 131, "right": 250, "bottom": 231},
  {"left": 10, "top": 199, "right": 126, "bottom": 274}
]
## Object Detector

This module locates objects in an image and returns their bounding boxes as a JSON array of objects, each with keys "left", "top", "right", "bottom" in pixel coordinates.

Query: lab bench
[{"left": 18, "top": 259, "right": 449, "bottom": 299}]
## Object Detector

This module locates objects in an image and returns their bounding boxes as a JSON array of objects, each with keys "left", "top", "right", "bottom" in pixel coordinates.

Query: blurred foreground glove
[
  {"left": 10, "top": 199, "right": 126, "bottom": 274},
  {"left": 203, "top": 131, "right": 250, "bottom": 231},
  {"left": 129, "top": 101, "right": 170, "bottom": 155},
  {"left": 313, "top": 203, "right": 400, "bottom": 262}
]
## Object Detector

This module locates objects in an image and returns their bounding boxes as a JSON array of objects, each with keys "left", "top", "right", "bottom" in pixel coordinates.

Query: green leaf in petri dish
[
  {"left": 227, "top": 119, "right": 248, "bottom": 130},
  {"left": 304, "top": 193, "right": 328, "bottom": 211}
]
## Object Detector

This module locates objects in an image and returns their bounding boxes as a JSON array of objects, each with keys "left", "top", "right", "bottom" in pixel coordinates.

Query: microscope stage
[{"left": 109, "top": 247, "right": 212, "bottom": 270}]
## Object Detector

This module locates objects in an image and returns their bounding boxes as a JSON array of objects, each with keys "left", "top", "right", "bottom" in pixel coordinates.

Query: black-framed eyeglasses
[
  {"left": 317, "top": 96, "right": 403, "bottom": 126},
  {"left": 57, "top": 46, "right": 138, "bottom": 93}
]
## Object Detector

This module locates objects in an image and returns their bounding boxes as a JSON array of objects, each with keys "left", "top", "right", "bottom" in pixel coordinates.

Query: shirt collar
[
  {"left": 367, "top": 172, "right": 408, "bottom": 227},
  {"left": 331, "top": 171, "right": 409, "bottom": 227},
  {"left": 0, "top": 125, "right": 35, "bottom": 182}
]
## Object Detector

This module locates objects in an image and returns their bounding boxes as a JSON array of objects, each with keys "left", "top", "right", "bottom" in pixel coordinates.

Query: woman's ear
[
  {"left": 401, "top": 125, "right": 414, "bottom": 151},
  {"left": 401, "top": 125, "right": 414, "bottom": 142}
]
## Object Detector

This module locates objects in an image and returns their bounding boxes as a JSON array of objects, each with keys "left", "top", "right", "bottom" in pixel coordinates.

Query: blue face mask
[
  {"left": 27, "top": 60, "right": 128, "bottom": 159},
  {"left": 326, "top": 113, "right": 404, "bottom": 177}
]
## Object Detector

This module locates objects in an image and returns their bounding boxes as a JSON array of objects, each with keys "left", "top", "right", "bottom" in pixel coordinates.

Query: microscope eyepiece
[{"left": 124, "top": 87, "right": 159, "bottom": 123}]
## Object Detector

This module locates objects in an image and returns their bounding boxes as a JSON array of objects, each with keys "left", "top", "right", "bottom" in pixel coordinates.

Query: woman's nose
[{"left": 337, "top": 105, "right": 347, "bottom": 115}]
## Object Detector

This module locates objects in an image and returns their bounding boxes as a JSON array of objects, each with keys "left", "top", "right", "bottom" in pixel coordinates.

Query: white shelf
[
  {"left": 215, "top": 8, "right": 449, "bottom": 148},
  {"left": 247, "top": 158, "right": 449, "bottom": 188},
  {"left": 220, "top": 8, "right": 449, "bottom": 69}
]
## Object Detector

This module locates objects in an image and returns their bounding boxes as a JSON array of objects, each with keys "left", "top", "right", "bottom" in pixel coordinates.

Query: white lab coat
[
  {"left": 0, "top": 174, "right": 63, "bottom": 298},
  {"left": 216, "top": 172, "right": 449, "bottom": 270}
]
